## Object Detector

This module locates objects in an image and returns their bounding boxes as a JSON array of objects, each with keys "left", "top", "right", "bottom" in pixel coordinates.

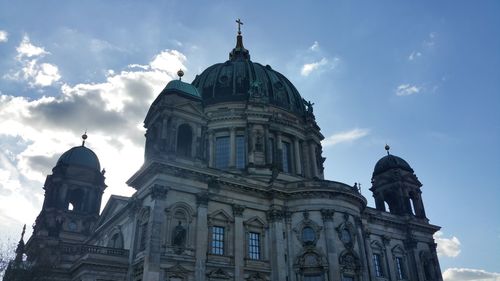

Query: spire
[
  {"left": 81, "top": 131, "right": 88, "bottom": 146},
  {"left": 14, "top": 224, "right": 26, "bottom": 264},
  {"left": 229, "top": 18, "right": 250, "bottom": 61}
]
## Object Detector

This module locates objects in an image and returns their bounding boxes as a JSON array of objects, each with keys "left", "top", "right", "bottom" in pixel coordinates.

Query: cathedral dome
[
  {"left": 56, "top": 145, "right": 101, "bottom": 171},
  {"left": 191, "top": 32, "right": 306, "bottom": 116},
  {"left": 373, "top": 154, "right": 413, "bottom": 177}
]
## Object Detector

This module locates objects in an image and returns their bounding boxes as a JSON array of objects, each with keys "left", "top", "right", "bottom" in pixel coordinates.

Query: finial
[
  {"left": 236, "top": 18, "right": 243, "bottom": 35},
  {"left": 21, "top": 224, "right": 26, "bottom": 240},
  {"left": 82, "top": 131, "right": 88, "bottom": 146},
  {"left": 385, "top": 144, "right": 390, "bottom": 155},
  {"left": 177, "top": 69, "right": 184, "bottom": 81}
]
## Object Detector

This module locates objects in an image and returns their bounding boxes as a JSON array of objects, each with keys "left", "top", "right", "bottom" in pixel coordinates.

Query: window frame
[
  {"left": 210, "top": 225, "right": 225, "bottom": 255},
  {"left": 247, "top": 231, "right": 261, "bottom": 260},
  {"left": 215, "top": 136, "right": 230, "bottom": 169}
]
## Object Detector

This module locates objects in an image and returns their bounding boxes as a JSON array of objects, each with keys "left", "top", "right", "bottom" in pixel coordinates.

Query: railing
[{"left": 61, "top": 243, "right": 129, "bottom": 257}]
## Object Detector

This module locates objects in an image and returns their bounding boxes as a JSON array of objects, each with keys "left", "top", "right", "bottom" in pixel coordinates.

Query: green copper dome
[
  {"left": 191, "top": 33, "right": 306, "bottom": 116},
  {"left": 56, "top": 145, "right": 101, "bottom": 171},
  {"left": 160, "top": 79, "right": 201, "bottom": 99}
]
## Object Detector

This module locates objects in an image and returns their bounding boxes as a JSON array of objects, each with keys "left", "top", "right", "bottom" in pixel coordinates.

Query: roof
[
  {"left": 373, "top": 154, "right": 414, "bottom": 177},
  {"left": 56, "top": 145, "right": 101, "bottom": 171}
]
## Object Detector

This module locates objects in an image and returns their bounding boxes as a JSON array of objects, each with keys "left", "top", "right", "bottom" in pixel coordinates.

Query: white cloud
[
  {"left": 310, "top": 41, "right": 319, "bottom": 51},
  {"left": 434, "top": 231, "right": 461, "bottom": 258},
  {"left": 16, "top": 35, "right": 49, "bottom": 58},
  {"left": 322, "top": 128, "right": 370, "bottom": 147},
  {"left": 408, "top": 51, "right": 422, "bottom": 61},
  {"left": 301, "top": 57, "right": 332, "bottom": 76},
  {"left": 0, "top": 30, "right": 8, "bottom": 43},
  {"left": 4, "top": 35, "right": 61, "bottom": 87},
  {"left": 443, "top": 268, "right": 500, "bottom": 281},
  {"left": 0, "top": 48, "right": 187, "bottom": 240},
  {"left": 396, "top": 84, "right": 420, "bottom": 96}
]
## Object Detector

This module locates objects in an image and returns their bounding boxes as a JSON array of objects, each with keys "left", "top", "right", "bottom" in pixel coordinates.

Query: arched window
[
  {"left": 177, "top": 124, "right": 192, "bottom": 157},
  {"left": 66, "top": 189, "right": 84, "bottom": 212}
]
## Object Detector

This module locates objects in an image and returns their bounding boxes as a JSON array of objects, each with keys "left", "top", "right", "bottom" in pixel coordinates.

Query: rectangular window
[
  {"left": 303, "top": 274, "right": 323, "bottom": 281},
  {"left": 373, "top": 253, "right": 384, "bottom": 277},
  {"left": 211, "top": 226, "right": 225, "bottom": 255},
  {"left": 395, "top": 257, "right": 405, "bottom": 279},
  {"left": 267, "top": 138, "right": 274, "bottom": 163},
  {"left": 236, "top": 135, "right": 246, "bottom": 169},
  {"left": 215, "top": 137, "right": 230, "bottom": 169},
  {"left": 248, "top": 232, "right": 260, "bottom": 260},
  {"left": 282, "top": 141, "right": 292, "bottom": 173}
]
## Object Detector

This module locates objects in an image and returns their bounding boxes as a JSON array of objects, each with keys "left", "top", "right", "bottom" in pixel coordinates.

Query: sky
[{"left": 0, "top": 1, "right": 499, "bottom": 280}]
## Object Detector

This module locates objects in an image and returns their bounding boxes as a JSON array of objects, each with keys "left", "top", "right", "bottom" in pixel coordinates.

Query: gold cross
[{"left": 236, "top": 18, "right": 243, "bottom": 35}]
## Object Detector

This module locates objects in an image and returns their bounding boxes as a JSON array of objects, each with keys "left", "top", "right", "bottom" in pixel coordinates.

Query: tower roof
[
  {"left": 373, "top": 154, "right": 414, "bottom": 177},
  {"left": 56, "top": 145, "right": 101, "bottom": 171}
]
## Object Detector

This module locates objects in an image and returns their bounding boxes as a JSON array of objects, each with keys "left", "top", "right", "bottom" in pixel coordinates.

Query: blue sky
[{"left": 0, "top": 1, "right": 499, "bottom": 280}]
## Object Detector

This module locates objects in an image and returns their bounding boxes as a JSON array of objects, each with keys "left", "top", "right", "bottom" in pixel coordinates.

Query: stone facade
[{"left": 5, "top": 29, "right": 442, "bottom": 281}]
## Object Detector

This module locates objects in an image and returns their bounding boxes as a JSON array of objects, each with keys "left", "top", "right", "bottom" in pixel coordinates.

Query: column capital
[
  {"left": 196, "top": 192, "right": 209, "bottom": 206},
  {"left": 232, "top": 204, "right": 245, "bottom": 217},
  {"left": 320, "top": 209, "right": 335, "bottom": 221},
  {"left": 150, "top": 184, "right": 169, "bottom": 200}
]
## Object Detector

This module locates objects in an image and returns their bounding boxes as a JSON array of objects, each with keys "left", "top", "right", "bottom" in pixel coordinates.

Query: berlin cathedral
[{"left": 5, "top": 22, "right": 443, "bottom": 281}]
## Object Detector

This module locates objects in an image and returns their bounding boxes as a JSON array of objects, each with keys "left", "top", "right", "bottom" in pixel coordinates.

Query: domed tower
[
  {"left": 139, "top": 21, "right": 326, "bottom": 184},
  {"left": 370, "top": 145, "right": 427, "bottom": 219},
  {"left": 32, "top": 133, "right": 107, "bottom": 241},
  {"left": 144, "top": 70, "right": 205, "bottom": 164}
]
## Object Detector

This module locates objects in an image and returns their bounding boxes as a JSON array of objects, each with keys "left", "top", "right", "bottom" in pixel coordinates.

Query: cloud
[
  {"left": 443, "top": 268, "right": 500, "bottom": 281},
  {"left": 322, "top": 128, "right": 370, "bottom": 147},
  {"left": 395, "top": 84, "right": 420, "bottom": 96},
  {"left": 0, "top": 48, "right": 187, "bottom": 240},
  {"left": 301, "top": 57, "right": 335, "bottom": 76},
  {"left": 424, "top": 32, "right": 437, "bottom": 48},
  {"left": 434, "top": 231, "right": 461, "bottom": 258},
  {"left": 4, "top": 35, "right": 61, "bottom": 87},
  {"left": 310, "top": 41, "right": 319, "bottom": 51},
  {"left": 0, "top": 30, "right": 8, "bottom": 43},
  {"left": 408, "top": 51, "right": 422, "bottom": 61},
  {"left": 16, "top": 35, "right": 49, "bottom": 58}
]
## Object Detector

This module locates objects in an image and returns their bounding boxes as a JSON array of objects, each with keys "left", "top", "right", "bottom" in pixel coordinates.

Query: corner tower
[
  {"left": 33, "top": 133, "right": 107, "bottom": 241},
  {"left": 370, "top": 145, "right": 427, "bottom": 219}
]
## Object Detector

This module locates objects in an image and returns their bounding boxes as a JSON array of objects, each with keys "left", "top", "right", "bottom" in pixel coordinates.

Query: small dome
[
  {"left": 160, "top": 79, "right": 201, "bottom": 99},
  {"left": 56, "top": 146, "right": 101, "bottom": 171},
  {"left": 373, "top": 154, "right": 413, "bottom": 177}
]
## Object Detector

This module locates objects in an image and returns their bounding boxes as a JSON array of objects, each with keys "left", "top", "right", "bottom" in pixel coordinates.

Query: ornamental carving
[
  {"left": 320, "top": 209, "right": 335, "bottom": 221},
  {"left": 150, "top": 185, "right": 168, "bottom": 200},
  {"left": 232, "top": 204, "right": 245, "bottom": 217},
  {"left": 266, "top": 208, "right": 284, "bottom": 223},
  {"left": 293, "top": 211, "right": 323, "bottom": 247},
  {"left": 336, "top": 214, "right": 356, "bottom": 249}
]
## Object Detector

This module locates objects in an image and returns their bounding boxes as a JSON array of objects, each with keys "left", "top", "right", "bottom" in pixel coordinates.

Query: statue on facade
[{"left": 172, "top": 221, "right": 186, "bottom": 247}]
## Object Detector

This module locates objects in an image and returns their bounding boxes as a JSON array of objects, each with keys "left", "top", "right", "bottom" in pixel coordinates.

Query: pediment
[{"left": 96, "top": 195, "right": 130, "bottom": 227}]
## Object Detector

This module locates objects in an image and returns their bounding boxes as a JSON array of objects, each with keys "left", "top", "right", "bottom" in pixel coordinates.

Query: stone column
[
  {"left": 208, "top": 131, "right": 214, "bottom": 168},
  {"left": 264, "top": 126, "right": 270, "bottom": 165},
  {"left": 404, "top": 239, "right": 422, "bottom": 281},
  {"left": 142, "top": 185, "right": 168, "bottom": 281},
  {"left": 195, "top": 192, "right": 209, "bottom": 281},
  {"left": 382, "top": 236, "right": 395, "bottom": 281},
  {"left": 230, "top": 128, "right": 236, "bottom": 168},
  {"left": 233, "top": 205, "right": 245, "bottom": 281},
  {"left": 430, "top": 242, "right": 443, "bottom": 281},
  {"left": 293, "top": 138, "right": 302, "bottom": 176},
  {"left": 284, "top": 210, "right": 295, "bottom": 281},
  {"left": 276, "top": 132, "right": 282, "bottom": 169},
  {"left": 321, "top": 209, "right": 340, "bottom": 281},
  {"left": 354, "top": 217, "right": 370, "bottom": 281},
  {"left": 267, "top": 207, "right": 287, "bottom": 281},
  {"left": 309, "top": 141, "right": 318, "bottom": 178},
  {"left": 363, "top": 230, "right": 376, "bottom": 279}
]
